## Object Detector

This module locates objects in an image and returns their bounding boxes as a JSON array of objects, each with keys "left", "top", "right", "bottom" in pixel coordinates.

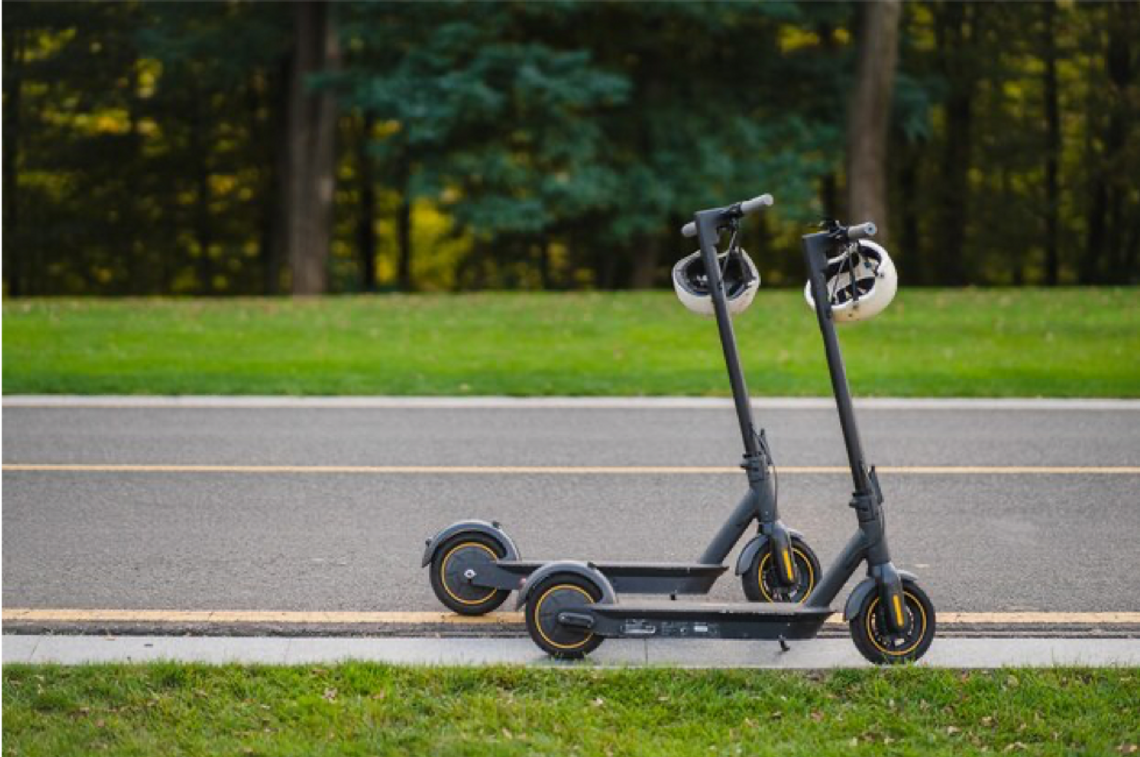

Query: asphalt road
[{"left": 4, "top": 400, "right": 1139, "bottom": 614}]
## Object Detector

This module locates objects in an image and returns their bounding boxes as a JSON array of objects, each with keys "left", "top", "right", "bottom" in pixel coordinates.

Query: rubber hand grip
[
  {"left": 740, "top": 194, "right": 774, "bottom": 216},
  {"left": 680, "top": 193, "right": 773, "bottom": 237},
  {"left": 846, "top": 222, "right": 877, "bottom": 240}
]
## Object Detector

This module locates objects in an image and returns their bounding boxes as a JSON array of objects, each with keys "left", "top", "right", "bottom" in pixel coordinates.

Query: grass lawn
[
  {"left": 3, "top": 665, "right": 1139, "bottom": 756},
  {"left": 3, "top": 288, "right": 1137, "bottom": 397}
]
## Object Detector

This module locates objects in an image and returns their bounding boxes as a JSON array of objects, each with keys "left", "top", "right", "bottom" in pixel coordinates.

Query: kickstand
[{"left": 777, "top": 635, "right": 790, "bottom": 653}]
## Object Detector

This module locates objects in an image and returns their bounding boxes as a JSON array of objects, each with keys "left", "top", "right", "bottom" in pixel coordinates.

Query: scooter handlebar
[
  {"left": 740, "top": 193, "right": 774, "bottom": 216},
  {"left": 845, "top": 222, "right": 877, "bottom": 241},
  {"left": 681, "top": 193, "right": 774, "bottom": 238}
]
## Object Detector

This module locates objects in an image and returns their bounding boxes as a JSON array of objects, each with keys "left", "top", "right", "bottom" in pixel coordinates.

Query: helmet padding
[{"left": 673, "top": 249, "right": 760, "bottom": 317}]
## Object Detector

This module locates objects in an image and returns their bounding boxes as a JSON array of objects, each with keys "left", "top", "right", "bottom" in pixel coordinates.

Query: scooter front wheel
[
  {"left": 742, "top": 536, "right": 820, "bottom": 604},
  {"left": 524, "top": 573, "right": 605, "bottom": 660},
  {"left": 849, "top": 579, "right": 936, "bottom": 664}
]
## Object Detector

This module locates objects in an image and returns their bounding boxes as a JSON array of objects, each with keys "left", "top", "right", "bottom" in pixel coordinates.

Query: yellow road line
[
  {"left": 4, "top": 464, "right": 1139, "bottom": 475},
  {"left": 1, "top": 609, "right": 520, "bottom": 626},
  {"left": 5, "top": 609, "right": 1140, "bottom": 626}
]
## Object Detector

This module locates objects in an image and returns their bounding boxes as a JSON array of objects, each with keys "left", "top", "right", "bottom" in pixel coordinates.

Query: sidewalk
[{"left": 7, "top": 635, "right": 1140, "bottom": 668}]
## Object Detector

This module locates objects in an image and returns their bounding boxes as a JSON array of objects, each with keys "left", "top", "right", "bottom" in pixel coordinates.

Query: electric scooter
[
  {"left": 510, "top": 199, "right": 936, "bottom": 664},
  {"left": 422, "top": 195, "right": 820, "bottom": 616}
]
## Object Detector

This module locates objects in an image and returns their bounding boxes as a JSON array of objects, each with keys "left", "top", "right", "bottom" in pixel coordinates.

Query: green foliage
[
  {"left": 4, "top": 289, "right": 1137, "bottom": 397},
  {"left": 5, "top": 664, "right": 1140, "bottom": 756},
  {"left": 4, "top": 2, "right": 1139, "bottom": 294}
]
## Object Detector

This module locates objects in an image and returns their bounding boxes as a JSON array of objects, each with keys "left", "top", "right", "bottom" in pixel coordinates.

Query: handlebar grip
[
  {"left": 846, "top": 222, "right": 877, "bottom": 241},
  {"left": 740, "top": 193, "right": 774, "bottom": 216},
  {"left": 680, "top": 193, "right": 773, "bottom": 238}
]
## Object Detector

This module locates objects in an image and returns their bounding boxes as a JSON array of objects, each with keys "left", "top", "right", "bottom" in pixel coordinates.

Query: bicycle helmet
[
  {"left": 804, "top": 240, "right": 897, "bottom": 323},
  {"left": 673, "top": 249, "right": 760, "bottom": 317}
]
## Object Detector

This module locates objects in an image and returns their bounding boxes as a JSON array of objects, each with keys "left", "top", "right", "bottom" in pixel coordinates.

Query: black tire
[
  {"left": 742, "top": 536, "right": 821, "bottom": 604},
  {"left": 429, "top": 532, "right": 511, "bottom": 615},
  {"left": 524, "top": 573, "right": 605, "bottom": 660},
  {"left": 849, "top": 579, "right": 936, "bottom": 665}
]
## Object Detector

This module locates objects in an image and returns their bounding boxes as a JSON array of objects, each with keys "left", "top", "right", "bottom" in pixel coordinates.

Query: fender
[
  {"left": 842, "top": 570, "right": 918, "bottom": 621},
  {"left": 515, "top": 561, "right": 617, "bottom": 610},
  {"left": 733, "top": 528, "right": 805, "bottom": 576},
  {"left": 421, "top": 520, "right": 520, "bottom": 568}
]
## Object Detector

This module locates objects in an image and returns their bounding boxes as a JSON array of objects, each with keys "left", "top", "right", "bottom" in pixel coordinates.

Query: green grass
[
  {"left": 4, "top": 665, "right": 1139, "bottom": 756},
  {"left": 3, "top": 288, "right": 1138, "bottom": 397}
]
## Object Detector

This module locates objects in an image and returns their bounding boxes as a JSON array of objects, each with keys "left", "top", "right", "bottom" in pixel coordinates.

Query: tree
[
  {"left": 1041, "top": 0, "right": 1060, "bottom": 286},
  {"left": 846, "top": 0, "right": 902, "bottom": 244},
  {"left": 284, "top": 1, "right": 339, "bottom": 294},
  {"left": 3, "top": 15, "right": 27, "bottom": 296},
  {"left": 1083, "top": 1, "right": 1140, "bottom": 284},
  {"left": 5, "top": 2, "right": 1137, "bottom": 294}
]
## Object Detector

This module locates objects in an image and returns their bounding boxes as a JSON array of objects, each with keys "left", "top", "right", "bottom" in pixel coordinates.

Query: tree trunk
[
  {"left": 934, "top": 2, "right": 978, "bottom": 285},
  {"left": 1082, "top": 72, "right": 1106, "bottom": 284},
  {"left": 538, "top": 239, "right": 552, "bottom": 290},
  {"left": 820, "top": 173, "right": 840, "bottom": 220},
  {"left": 817, "top": 20, "right": 842, "bottom": 224},
  {"left": 1042, "top": 0, "right": 1061, "bottom": 286},
  {"left": 255, "top": 60, "right": 288, "bottom": 295},
  {"left": 356, "top": 113, "right": 377, "bottom": 292},
  {"left": 3, "top": 29, "right": 25, "bottom": 296},
  {"left": 395, "top": 158, "right": 414, "bottom": 291},
  {"left": 126, "top": 58, "right": 144, "bottom": 295},
  {"left": 1084, "top": 179, "right": 1107, "bottom": 284},
  {"left": 190, "top": 88, "right": 213, "bottom": 295},
  {"left": 846, "top": 0, "right": 901, "bottom": 245},
  {"left": 596, "top": 245, "right": 617, "bottom": 290},
  {"left": 630, "top": 236, "right": 660, "bottom": 289},
  {"left": 1103, "top": 2, "right": 1135, "bottom": 284},
  {"left": 897, "top": 142, "right": 922, "bottom": 284},
  {"left": 285, "top": 1, "right": 339, "bottom": 295}
]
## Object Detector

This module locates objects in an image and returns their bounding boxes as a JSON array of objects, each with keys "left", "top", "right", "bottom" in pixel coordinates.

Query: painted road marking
[
  {"left": 2, "top": 460, "right": 1140, "bottom": 474},
  {"left": 6, "top": 395, "right": 1140, "bottom": 411},
  {"left": 6, "top": 609, "right": 1140, "bottom": 626},
  {"left": 4, "top": 463, "right": 1139, "bottom": 475}
]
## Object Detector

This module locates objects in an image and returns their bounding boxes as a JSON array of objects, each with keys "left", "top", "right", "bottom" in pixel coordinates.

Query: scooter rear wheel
[
  {"left": 429, "top": 533, "right": 511, "bottom": 615},
  {"left": 742, "top": 536, "right": 820, "bottom": 604},
  {"left": 849, "top": 579, "right": 936, "bottom": 664},
  {"left": 524, "top": 573, "right": 605, "bottom": 659}
]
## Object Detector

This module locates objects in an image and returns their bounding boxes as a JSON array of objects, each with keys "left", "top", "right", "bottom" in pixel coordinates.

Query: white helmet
[
  {"left": 673, "top": 249, "right": 760, "bottom": 317},
  {"left": 804, "top": 240, "right": 897, "bottom": 323}
]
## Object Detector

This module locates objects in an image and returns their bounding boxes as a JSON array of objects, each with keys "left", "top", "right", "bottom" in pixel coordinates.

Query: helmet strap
[{"left": 722, "top": 220, "right": 757, "bottom": 287}]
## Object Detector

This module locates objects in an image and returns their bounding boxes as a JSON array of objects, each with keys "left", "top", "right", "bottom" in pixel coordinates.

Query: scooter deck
[
  {"left": 493, "top": 560, "right": 727, "bottom": 594},
  {"left": 568, "top": 601, "right": 834, "bottom": 641}
]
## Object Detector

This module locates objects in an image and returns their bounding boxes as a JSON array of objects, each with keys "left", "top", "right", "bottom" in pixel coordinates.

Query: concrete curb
[{"left": 7, "top": 634, "right": 1140, "bottom": 668}]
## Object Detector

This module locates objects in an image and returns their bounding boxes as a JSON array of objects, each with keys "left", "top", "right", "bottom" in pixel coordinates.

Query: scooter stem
[
  {"left": 694, "top": 209, "right": 761, "bottom": 460},
  {"left": 802, "top": 231, "right": 873, "bottom": 495}
]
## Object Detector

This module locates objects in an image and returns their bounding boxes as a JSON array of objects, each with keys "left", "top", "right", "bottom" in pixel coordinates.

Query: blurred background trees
[{"left": 4, "top": 0, "right": 1138, "bottom": 296}]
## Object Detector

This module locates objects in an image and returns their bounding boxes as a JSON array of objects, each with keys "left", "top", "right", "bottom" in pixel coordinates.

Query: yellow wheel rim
[
  {"left": 865, "top": 590, "right": 928, "bottom": 657},
  {"left": 757, "top": 547, "right": 816, "bottom": 604},
  {"left": 439, "top": 542, "right": 499, "bottom": 606},
  {"left": 533, "top": 584, "right": 595, "bottom": 651}
]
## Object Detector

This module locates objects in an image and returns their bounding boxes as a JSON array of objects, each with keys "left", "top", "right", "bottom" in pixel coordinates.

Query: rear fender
[
  {"left": 421, "top": 520, "right": 519, "bottom": 567},
  {"left": 515, "top": 561, "right": 616, "bottom": 610}
]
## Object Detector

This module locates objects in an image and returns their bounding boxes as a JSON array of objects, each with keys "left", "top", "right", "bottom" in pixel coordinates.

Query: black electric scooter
[
  {"left": 422, "top": 194, "right": 821, "bottom": 617},
  {"left": 511, "top": 199, "right": 936, "bottom": 664}
]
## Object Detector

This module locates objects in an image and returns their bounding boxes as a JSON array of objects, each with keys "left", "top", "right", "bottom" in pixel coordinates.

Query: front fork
[
  {"left": 745, "top": 448, "right": 799, "bottom": 588},
  {"left": 858, "top": 468, "right": 909, "bottom": 634}
]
